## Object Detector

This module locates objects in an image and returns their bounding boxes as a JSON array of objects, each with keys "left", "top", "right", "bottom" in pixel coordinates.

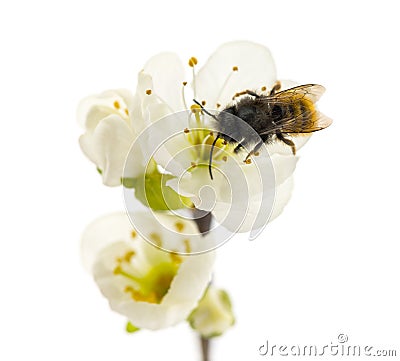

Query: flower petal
[
  {"left": 77, "top": 89, "right": 134, "bottom": 131},
  {"left": 79, "top": 115, "right": 135, "bottom": 186},
  {"left": 143, "top": 53, "right": 186, "bottom": 112},
  {"left": 195, "top": 41, "right": 277, "bottom": 108}
]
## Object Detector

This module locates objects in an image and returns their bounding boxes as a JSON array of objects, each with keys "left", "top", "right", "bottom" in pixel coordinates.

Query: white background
[{"left": 1, "top": 1, "right": 399, "bottom": 360}]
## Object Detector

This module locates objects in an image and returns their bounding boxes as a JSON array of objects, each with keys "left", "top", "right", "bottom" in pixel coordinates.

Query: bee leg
[
  {"left": 233, "top": 143, "right": 243, "bottom": 153},
  {"left": 269, "top": 81, "right": 282, "bottom": 96},
  {"left": 276, "top": 133, "right": 296, "bottom": 155},
  {"left": 244, "top": 141, "right": 263, "bottom": 162},
  {"left": 233, "top": 90, "right": 260, "bottom": 99}
]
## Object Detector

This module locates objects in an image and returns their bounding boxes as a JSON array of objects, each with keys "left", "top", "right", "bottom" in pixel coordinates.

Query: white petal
[
  {"left": 81, "top": 213, "right": 133, "bottom": 273},
  {"left": 79, "top": 115, "right": 135, "bottom": 186},
  {"left": 143, "top": 53, "right": 186, "bottom": 112},
  {"left": 195, "top": 41, "right": 277, "bottom": 108},
  {"left": 269, "top": 175, "right": 294, "bottom": 222},
  {"left": 77, "top": 89, "right": 134, "bottom": 131}
]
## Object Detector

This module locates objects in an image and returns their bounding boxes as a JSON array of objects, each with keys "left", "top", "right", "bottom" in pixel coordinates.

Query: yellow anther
[
  {"left": 188, "top": 56, "right": 198, "bottom": 67},
  {"left": 149, "top": 232, "right": 162, "bottom": 247},
  {"left": 232, "top": 66, "right": 239, "bottom": 71},
  {"left": 113, "top": 266, "right": 122, "bottom": 275},
  {"left": 124, "top": 250, "right": 135, "bottom": 262},
  {"left": 131, "top": 230, "right": 137, "bottom": 238},
  {"left": 245, "top": 159, "right": 252, "bottom": 164},
  {"left": 261, "top": 86, "right": 267, "bottom": 91},
  {"left": 145, "top": 89, "right": 152, "bottom": 95},
  {"left": 190, "top": 104, "right": 201, "bottom": 113},
  {"left": 113, "top": 101, "right": 120, "bottom": 109},
  {"left": 175, "top": 221, "right": 185, "bottom": 232}
]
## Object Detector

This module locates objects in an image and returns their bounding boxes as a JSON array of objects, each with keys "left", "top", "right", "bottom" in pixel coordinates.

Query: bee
[{"left": 194, "top": 82, "right": 332, "bottom": 179}]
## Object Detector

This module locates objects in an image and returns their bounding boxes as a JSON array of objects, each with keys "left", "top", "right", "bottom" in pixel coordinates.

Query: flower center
[{"left": 113, "top": 247, "right": 182, "bottom": 304}]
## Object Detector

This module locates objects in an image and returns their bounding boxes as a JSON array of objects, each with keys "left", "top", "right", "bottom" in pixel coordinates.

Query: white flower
[
  {"left": 134, "top": 41, "right": 308, "bottom": 234},
  {"left": 188, "top": 286, "right": 235, "bottom": 338},
  {"left": 81, "top": 212, "right": 215, "bottom": 330},
  {"left": 77, "top": 71, "right": 170, "bottom": 186}
]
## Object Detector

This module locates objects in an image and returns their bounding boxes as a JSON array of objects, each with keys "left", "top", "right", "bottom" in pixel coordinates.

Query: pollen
[
  {"left": 254, "top": 151, "right": 260, "bottom": 156},
  {"left": 184, "top": 128, "right": 190, "bottom": 133},
  {"left": 149, "top": 232, "right": 162, "bottom": 247},
  {"left": 188, "top": 56, "right": 198, "bottom": 67},
  {"left": 261, "top": 86, "right": 267, "bottom": 91},
  {"left": 113, "top": 101, "right": 120, "bottom": 109},
  {"left": 216, "top": 102, "right": 221, "bottom": 108},
  {"left": 201, "top": 100, "right": 206, "bottom": 106},
  {"left": 145, "top": 89, "right": 152, "bottom": 95},
  {"left": 131, "top": 230, "right": 137, "bottom": 238},
  {"left": 183, "top": 81, "right": 187, "bottom": 86},
  {"left": 222, "top": 156, "right": 227, "bottom": 162},
  {"left": 124, "top": 109, "right": 129, "bottom": 116},
  {"left": 232, "top": 66, "right": 239, "bottom": 71},
  {"left": 174, "top": 221, "right": 185, "bottom": 232},
  {"left": 244, "top": 159, "right": 252, "bottom": 164}
]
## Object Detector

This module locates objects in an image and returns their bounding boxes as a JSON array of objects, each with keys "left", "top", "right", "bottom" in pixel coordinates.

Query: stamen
[
  {"left": 188, "top": 57, "right": 198, "bottom": 98},
  {"left": 184, "top": 239, "right": 192, "bottom": 253},
  {"left": 214, "top": 66, "right": 239, "bottom": 105},
  {"left": 113, "top": 101, "right": 120, "bottom": 109},
  {"left": 181, "top": 82, "right": 189, "bottom": 111}
]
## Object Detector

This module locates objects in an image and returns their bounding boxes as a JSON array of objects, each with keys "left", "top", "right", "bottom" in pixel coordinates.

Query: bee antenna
[
  {"left": 209, "top": 133, "right": 220, "bottom": 180},
  {"left": 192, "top": 99, "right": 220, "bottom": 122}
]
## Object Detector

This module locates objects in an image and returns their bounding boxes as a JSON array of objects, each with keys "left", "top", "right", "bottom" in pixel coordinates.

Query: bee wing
[
  {"left": 272, "top": 84, "right": 326, "bottom": 103},
  {"left": 258, "top": 102, "right": 332, "bottom": 135},
  {"left": 280, "top": 111, "right": 333, "bottom": 133}
]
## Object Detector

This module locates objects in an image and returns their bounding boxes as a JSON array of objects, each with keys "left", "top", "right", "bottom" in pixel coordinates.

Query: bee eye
[{"left": 271, "top": 105, "right": 283, "bottom": 120}]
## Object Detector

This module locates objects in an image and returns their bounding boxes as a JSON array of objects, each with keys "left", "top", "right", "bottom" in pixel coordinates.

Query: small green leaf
[{"left": 126, "top": 321, "right": 140, "bottom": 333}]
